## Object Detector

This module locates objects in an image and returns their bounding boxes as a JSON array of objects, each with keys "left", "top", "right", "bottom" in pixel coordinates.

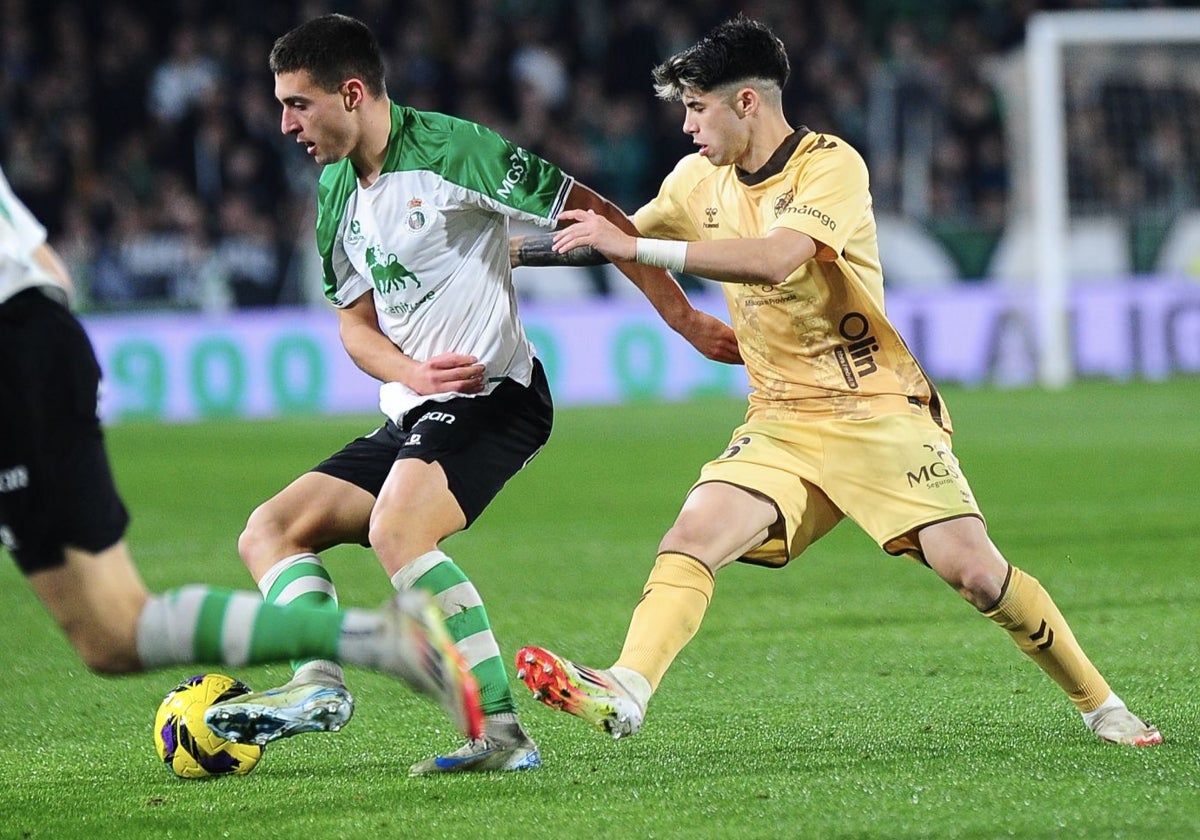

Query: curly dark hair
[
  {"left": 652, "top": 15, "right": 790, "bottom": 101},
  {"left": 269, "top": 13, "right": 387, "bottom": 98}
]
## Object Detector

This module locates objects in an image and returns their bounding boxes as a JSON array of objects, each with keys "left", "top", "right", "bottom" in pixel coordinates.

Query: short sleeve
[{"left": 770, "top": 140, "right": 869, "bottom": 260}]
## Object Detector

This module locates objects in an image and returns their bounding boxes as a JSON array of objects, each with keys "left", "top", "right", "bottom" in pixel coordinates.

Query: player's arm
[
  {"left": 510, "top": 232, "right": 607, "bottom": 267},
  {"left": 513, "top": 183, "right": 740, "bottom": 364},
  {"left": 553, "top": 210, "right": 816, "bottom": 287},
  {"left": 336, "top": 291, "right": 485, "bottom": 395},
  {"left": 0, "top": 165, "right": 75, "bottom": 303},
  {"left": 558, "top": 183, "right": 699, "bottom": 319}
]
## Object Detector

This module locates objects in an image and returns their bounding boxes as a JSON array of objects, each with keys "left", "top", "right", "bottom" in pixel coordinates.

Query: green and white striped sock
[
  {"left": 135, "top": 585, "right": 342, "bottom": 668},
  {"left": 392, "top": 550, "right": 516, "bottom": 715},
  {"left": 136, "top": 585, "right": 406, "bottom": 674},
  {"left": 257, "top": 553, "right": 345, "bottom": 686}
]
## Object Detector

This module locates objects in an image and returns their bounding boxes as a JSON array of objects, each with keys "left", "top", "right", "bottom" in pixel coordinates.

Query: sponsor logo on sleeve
[
  {"left": 773, "top": 189, "right": 837, "bottom": 231},
  {"left": 498, "top": 148, "right": 531, "bottom": 200}
]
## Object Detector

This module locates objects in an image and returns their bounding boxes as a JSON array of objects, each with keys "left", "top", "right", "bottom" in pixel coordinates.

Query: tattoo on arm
[{"left": 511, "top": 234, "right": 608, "bottom": 267}]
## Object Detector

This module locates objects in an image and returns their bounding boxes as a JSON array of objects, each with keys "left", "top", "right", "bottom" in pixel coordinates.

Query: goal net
[{"left": 1020, "top": 9, "right": 1200, "bottom": 386}]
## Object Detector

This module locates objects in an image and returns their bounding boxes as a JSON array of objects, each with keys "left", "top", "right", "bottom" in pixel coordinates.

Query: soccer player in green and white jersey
[
  {"left": 203, "top": 14, "right": 739, "bottom": 775},
  {"left": 0, "top": 162, "right": 482, "bottom": 745}
]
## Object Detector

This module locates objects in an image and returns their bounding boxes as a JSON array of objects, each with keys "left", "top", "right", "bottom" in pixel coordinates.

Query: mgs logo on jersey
[{"left": 498, "top": 148, "right": 532, "bottom": 200}]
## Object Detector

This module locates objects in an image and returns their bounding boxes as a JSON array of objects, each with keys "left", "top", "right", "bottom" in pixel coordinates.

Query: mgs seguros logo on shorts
[{"left": 905, "top": 443, "right": 968, "bottom": 497}]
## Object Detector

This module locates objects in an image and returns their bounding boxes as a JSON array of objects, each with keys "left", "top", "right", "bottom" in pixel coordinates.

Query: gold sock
[
  {"left": 614, "top": 552, "right": 715, "bottom": 691},
  {"left": 983, "top": 566, "right": 1110, "bottom": 712}
]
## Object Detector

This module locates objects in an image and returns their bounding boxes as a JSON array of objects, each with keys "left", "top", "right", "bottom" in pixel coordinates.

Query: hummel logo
[
  {"left": 703, "top": 207, "right": 719, "bottom": 229},
  {"left": 807, "top": 135, "right": 838, "bottom": 153},
  {"left": 1029, "top": 620, "right": 1054, "bottom": 651}
]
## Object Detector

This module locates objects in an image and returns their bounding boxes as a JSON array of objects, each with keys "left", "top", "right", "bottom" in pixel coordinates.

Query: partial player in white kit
[{"left": 0, "top": 161, "right": 482, "bottom": 744}]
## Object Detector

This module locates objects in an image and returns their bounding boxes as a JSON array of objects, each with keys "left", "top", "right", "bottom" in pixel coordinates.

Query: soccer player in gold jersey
[{"left": 513, "top": 16, "right": 1161, "bottom": 747}]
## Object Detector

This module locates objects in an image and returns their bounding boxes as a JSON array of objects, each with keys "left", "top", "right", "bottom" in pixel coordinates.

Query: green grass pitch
[{"left": 1, "top": 379, "right": 1198, "bottom": 839}]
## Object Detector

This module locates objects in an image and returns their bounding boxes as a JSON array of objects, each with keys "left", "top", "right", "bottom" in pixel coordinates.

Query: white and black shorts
[
  {"left": 0, "top": 290, "right": 130, "bottom": 574},
  {"left": 313, "top": 359, "right": 553, "bottom": 526}
]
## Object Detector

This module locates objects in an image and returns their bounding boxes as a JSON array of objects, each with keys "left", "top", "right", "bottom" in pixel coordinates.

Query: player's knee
[
  {"left": 239, "top": 503, "right": 289, "bottom": 563},
  {"left": 366, "top": 518, "right": 394, "bottom": 556},
  {"left": 236, "top": 524, "right": 259, "bottom": 566},
  {"left": 952, "top": 562, "right": 1007, "bottom": 610},
  {"left": 658, "top": 523, "right": 703, "bottom": 558},
  {"left": 367, "top": 516, "right": 420, "bottom": 560},
  {"left": 659, "top": 512, "right": 760, "bottom": 574},
  {"left": 368, "top": 501, "right": 458, "bottom": 562},
  {"left": 660, "top": 508, "right": 717, "bottom": 551}
]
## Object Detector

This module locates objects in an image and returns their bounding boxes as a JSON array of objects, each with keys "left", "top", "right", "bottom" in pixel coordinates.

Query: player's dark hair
[
  {"left": 652, "top": 15, "right": 790, "bottom": 100},
  {"left": 270, "top": 13, "right": 387, "bottom": 98}
]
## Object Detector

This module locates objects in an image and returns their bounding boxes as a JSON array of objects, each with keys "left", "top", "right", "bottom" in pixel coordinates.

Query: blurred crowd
[{"left": 1, "top": 0, "right": 1196, "bottom": 309}]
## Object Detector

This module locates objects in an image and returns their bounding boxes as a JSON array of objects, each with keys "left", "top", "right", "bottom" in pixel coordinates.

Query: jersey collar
[
  {"left": 383, "top": 100, "right": 407, "bottom": 174},
  {"left": 736, "top": 126, "right": 812, "bottom": 186}
]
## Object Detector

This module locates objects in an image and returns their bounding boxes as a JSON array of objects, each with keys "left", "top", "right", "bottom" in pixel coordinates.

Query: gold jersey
[{"left": 633, "top": 128, "right": 949, "bottom": 430}]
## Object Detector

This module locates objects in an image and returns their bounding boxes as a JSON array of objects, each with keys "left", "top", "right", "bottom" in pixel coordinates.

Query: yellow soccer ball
[{"left": 153, "top": 673, "right": 264, "bottom": 779}]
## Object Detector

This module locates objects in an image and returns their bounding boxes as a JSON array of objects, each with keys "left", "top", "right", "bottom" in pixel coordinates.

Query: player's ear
[
  {"left": 735, "top": 87, "right": 758, "bottom": 118},
  {"left": 340, "top": 79, "right": 366, "bottom": 111}
]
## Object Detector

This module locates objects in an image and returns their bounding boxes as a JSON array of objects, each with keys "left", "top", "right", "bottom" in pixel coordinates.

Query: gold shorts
[{"left": 692, "top": 410, "right": 983, "bottom": 567}]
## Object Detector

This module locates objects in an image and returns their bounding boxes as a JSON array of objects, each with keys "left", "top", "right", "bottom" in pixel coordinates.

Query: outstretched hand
[
  {"left": 676, "top": 309, "right": 743, "bottom": 365},
  {"left": 553, "top": 209, "right": 638, "bottom": 262},
  {"left": 407, "top": 353, "right": 486, "bottom": 395}
]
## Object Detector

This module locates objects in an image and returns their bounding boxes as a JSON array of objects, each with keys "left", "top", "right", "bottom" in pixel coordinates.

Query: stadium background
[
  {"left": 4, "top": 0, "right": 1200, "bottom": 422},
  {"left": 4, "top": 0, "right": 1195, "bottom": 303}
]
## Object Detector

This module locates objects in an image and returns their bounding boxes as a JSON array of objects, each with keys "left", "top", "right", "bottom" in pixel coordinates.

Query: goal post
[{"left": 1026, "top": 9, "right": 1200, "bottom": 388}]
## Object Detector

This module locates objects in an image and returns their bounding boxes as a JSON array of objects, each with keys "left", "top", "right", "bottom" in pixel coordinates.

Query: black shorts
[
  {"left": 0, "top": 290, "right": 130, "bottom": 574},
  {"left": 313, "top": 358, "right": 553, "bottom": 527}
]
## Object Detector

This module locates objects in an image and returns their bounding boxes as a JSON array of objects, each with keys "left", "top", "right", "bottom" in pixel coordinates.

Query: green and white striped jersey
[
  {"left": 0, "top": 165, "right": 68, "bottom": 306},
  {"left": 316, "top": 102, "right": 572, "bottom": 423}
]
